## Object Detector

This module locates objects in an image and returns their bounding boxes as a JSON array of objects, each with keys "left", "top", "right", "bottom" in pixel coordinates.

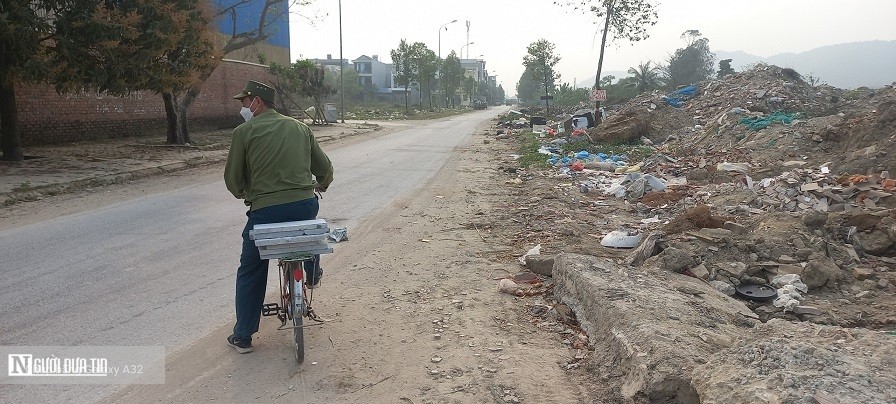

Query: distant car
[{"left": 472, "top": 100, "right": 487, "bottom": 110}]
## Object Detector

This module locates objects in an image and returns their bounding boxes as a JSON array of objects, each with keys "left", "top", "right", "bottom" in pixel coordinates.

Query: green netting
[{"left": 739, "top": 111, "right": 801, "bottom": 131}]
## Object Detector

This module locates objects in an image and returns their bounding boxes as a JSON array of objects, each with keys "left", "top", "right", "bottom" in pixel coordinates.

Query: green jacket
[{"left": 224, "top": 110, "right": 334, "bottom": 211}]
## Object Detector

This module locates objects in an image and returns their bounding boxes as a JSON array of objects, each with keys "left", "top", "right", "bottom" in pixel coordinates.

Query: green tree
[
  {"left": 322, "top": 64, "right": 361, "bottom": 109},
  {"left": 412, "top": 45, "right": 439, "bottom": 109},
  {"left": 441, "top": 51, "right": 464, "bottom": 107},
  {"left": 476, "top": 80, "right": 492, "bottom": 103},
  {"left": 605, "top": 76, "right": 640, "bottom": 103},
  {"left": 565, "top": 0, "right": 658, "bottom": 118},
  {"left": 0, "top": 0, "right": 216, "bottom": 160},
  {"left": 390, "top": 39, "right": 416, "bottom": 114},
  {"left": 522, "top": 39, "right": 561, "bottom": 105},
  {"left": 0, "top": 0, "right": 63, "bottom": 161},
  {"left": 390, "top": 41, "right": 436, "bottom": 112},
  {"left": 516, "top": 64, "right": 541, "bottom": 105},
  {"left": 600, "top": 75, "right": 616, "bottom": 87},
  {"left": 462, "top": 76, "right": 477, "bottom": 104},
  {"left": 555, "top": 83, "right": 589, "bottom": 107},
  {"left": 160, "top": 0, "right": 312, "bottom": 144},
  {"left": 717, "top": 58, "right": 735, "bottom": 78},
  {"left": 50, "top": 0, "right": 217, "bottom": 144},
  {"left": 626, "top": 61, "right": 663, "bottom": 93},
  {"left": 664, "top": 30, "right": 714, "bottom": 87},
  {"left": 267, "top": 60, "right": 335, "bottom": 123}
]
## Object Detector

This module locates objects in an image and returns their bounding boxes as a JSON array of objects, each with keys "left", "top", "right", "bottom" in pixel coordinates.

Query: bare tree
[{"left": 565, "top": 0, "right": 659, "bottom": 121}]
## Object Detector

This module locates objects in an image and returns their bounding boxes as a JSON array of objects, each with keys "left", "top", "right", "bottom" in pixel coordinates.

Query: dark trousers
[{"left": 233, "top": 197, "right": 319, "bottom": 339}]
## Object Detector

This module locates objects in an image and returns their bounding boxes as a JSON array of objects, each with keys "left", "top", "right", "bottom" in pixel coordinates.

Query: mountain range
[{"left": 576, "top": 40, "right": 896, "bottom": 90}]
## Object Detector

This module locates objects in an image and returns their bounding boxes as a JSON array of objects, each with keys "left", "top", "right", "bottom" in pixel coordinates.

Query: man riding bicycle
[{"left": 224, "top": 80, "right": 334, "bottom": 354}]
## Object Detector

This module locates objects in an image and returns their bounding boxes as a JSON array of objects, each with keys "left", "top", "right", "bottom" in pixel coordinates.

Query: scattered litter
[
  {"left": 772, "top": 274, "right": 809, "bottom": 312},
  {"left": 328, "top": 227, "right": 348, "bottom": 242},
  {"left": 518, "top": 244, "right": 542, "bottom": 265},
  {"left": 600, "top": 230, "right": 643, "bottom": 248}
]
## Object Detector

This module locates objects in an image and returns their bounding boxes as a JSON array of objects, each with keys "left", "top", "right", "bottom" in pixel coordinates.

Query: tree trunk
[
  {"left": 177, "top": 99, "right": 190, "bottom": 143},
  {"left": 0, "top": 81, "right": 24, "bottom": 162},
  {"left": 163, "top": 92, "right": 179, "bottom": 143},
  {"left": 593, "top": 1, "right": 614, "bottom": 124},
  {"left": 162, "top": 58, "right": 219, "bottom": 145},
  {"left": 163, "top": 91, "right": 194, "bottom": 145},
  {"left": 404, "top": 84, "right": 410, "bottom": 115}
]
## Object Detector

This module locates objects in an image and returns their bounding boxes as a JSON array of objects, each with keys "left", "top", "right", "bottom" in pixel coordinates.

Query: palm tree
[{"left": 626, "top": 61, "right": 663, "bottom": 93}]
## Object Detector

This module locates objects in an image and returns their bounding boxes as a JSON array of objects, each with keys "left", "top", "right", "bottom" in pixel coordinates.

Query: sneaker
[{"left": 227, "top": 335, "right": 253, "bottom": 354}]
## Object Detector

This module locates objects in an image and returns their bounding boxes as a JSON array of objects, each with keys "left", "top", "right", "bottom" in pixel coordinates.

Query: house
[
  {"left": 456, "top": 58, "right": 488, "bottom": 106},
  {"left": 352, "top": 55, "right": 421, "bottom": 104},
  {"left": 309, "top": 54, "right": 350, "bottom": 73}
]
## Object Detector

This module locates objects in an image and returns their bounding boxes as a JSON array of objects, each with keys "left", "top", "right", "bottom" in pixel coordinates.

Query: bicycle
[
  {"left": 251, "top": 218, "right": 332, "bottom": 364},
  {"left": 261, "top": 254, "right": 323, "bottom": 363}
]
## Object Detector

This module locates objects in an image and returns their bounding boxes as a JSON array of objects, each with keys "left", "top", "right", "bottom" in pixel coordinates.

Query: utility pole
[
  {"left": 338, "top": 0, "right": 345, "bottom": 123},
  {"left": 437, "top": 19, "right": 457, "bottom": 108},
  {"left": 593, "top": 1, "right": 613, "bottom": 124},
  {"left": 465, "top": 20, "right": 470, "bottom": 59},
  {"left": 543, "top": 57, "right": 550, "bottom": 115}
]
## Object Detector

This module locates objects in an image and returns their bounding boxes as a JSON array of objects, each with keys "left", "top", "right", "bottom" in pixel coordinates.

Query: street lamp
[
  {"left": 437, "top": 19, "right": 457, "bottom": 108},
  {"left": 459, "top": 42, "right": 475, "bottom": 59},
  {"left": 437, "top": 19, "right": 457, "bottom": 61}
]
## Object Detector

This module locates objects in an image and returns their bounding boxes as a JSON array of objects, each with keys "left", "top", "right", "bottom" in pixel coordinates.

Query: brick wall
[{"left": 14, "top": 59, "right": 275, "bottom": 146}]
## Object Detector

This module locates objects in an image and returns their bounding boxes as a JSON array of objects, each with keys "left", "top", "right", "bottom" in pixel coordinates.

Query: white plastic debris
[
  {"left": 600, "top": 230, "right": 643, "bottom": 248},
  {"left": 328, "top": 227, "right": 348, "bottom": 242},
  {"left": 717, "top": 162, "right": 752, "bottom": 174},
  {"left": 772, "top": 274, "right": 808, "bottom": 293},
  {"left": 518, "top": 244, "right": 541, "bottom": 265},
  {"left": 771, "top": 274, "right": 808, "bottom": 312}
]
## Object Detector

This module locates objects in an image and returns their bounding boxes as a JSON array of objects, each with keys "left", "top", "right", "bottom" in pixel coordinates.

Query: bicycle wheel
[{"left": 288, "top": 263, "right": 305, "bottom": 363}]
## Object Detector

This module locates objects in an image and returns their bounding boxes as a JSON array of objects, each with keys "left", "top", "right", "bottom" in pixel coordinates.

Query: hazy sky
[{"left": 289, "top": 0, "right": 896, "bottom": 95}]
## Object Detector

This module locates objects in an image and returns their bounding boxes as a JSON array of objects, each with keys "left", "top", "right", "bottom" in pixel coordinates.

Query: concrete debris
[{"left": 487, "top": 62, "right": 896, "bottom": 403}]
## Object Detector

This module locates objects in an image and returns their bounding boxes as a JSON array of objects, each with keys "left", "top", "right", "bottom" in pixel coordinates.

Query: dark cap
[{"left": 233, "top": 80, "right": 275, "bottom": 103}]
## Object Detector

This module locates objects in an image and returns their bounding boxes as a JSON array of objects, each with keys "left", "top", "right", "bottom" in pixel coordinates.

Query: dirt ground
[{"left": 1, "top": 117, "right": 612, "bottom": 403}]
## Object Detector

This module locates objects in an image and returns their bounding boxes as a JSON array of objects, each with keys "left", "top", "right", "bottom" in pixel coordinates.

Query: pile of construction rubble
[{"left": 484, "top": 63, "right": 896, "bottom": 402}]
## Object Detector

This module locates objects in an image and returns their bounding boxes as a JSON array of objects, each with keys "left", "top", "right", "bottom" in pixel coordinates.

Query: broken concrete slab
[
  {"left": 691, "top": 319, "right": 896, "bottom": 403},
  {"left": 554, "top": 253, "right": 896, "bottom": 403},
  {"left": 525, "top": 254, "right": 555, "bottom": 277},
  {"left": 553, "top": 253, "right": 758, "bottom": 403}
]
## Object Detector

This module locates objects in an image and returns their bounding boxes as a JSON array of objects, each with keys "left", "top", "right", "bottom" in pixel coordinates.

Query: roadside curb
[
  {"left": 2, "top": 154, "right": 229, "bottom": 206},
  {"left": 1, "top": 123, "right": 383, "bottom": 207}
]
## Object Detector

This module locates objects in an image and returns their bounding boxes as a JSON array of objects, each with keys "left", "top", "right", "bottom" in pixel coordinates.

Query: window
[{"left": 355, "top": 62, "right": 372, "bottom": 74}]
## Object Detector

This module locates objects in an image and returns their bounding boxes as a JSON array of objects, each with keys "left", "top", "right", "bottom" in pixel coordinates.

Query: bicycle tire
[{"left": 289, "top": 267, "right": 305, "bottom": 364}]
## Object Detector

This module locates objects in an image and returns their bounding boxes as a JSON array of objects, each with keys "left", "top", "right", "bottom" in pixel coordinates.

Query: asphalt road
[{"left": 0, "top": 108, "right": 502, "bottom": 402}]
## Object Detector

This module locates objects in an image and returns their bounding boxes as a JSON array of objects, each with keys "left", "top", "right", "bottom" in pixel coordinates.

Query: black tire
[{"left": 290, "top": 274, "right": 305, "bottom": 363}]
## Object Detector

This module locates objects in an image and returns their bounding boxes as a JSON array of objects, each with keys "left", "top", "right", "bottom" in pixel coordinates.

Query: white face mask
[{"left": 239, "top": 98, "right": 258, "bottom": 122}]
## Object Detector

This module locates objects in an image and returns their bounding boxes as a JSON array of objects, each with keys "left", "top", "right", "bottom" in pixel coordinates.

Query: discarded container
[
  {"left": 324, "top": 103, "right": 338, "bottom": 123},
  {"left": 571, "top": 110, "right": 594, "bottom": 128},
  {"left": 529, "top": 116, "right": 547, "bottom": 127},
  {"left": 530, "top": 116, "right": 547, "bottom": 132},
  {"left": 734, "top": 283, "right": 777, "bottom": 302}
]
